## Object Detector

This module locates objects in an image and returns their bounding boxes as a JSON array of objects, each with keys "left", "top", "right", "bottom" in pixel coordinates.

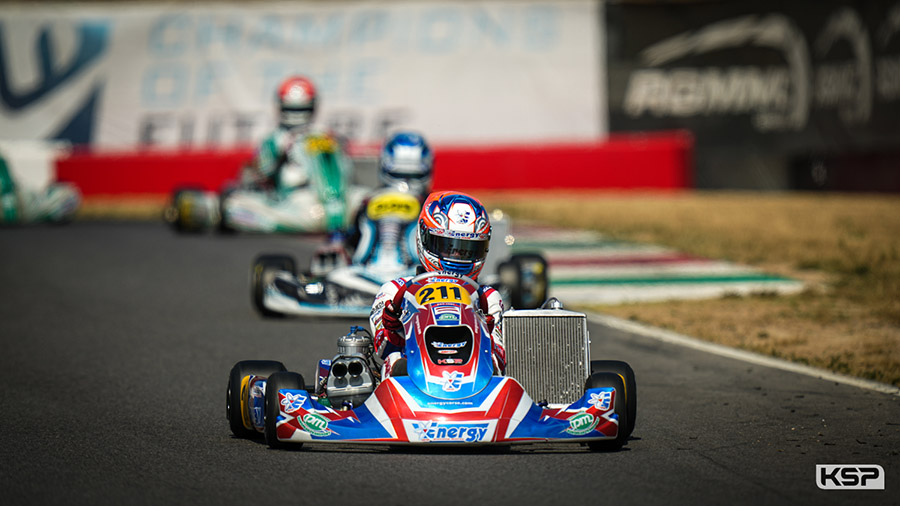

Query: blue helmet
[{"left": 379, "top": 132, "right": 433, "bottom": 195}]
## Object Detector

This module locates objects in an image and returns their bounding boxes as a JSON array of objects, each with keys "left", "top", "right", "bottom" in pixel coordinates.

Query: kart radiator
[{"left": 501, "top": 308, "right": 590, "bottom": 406}]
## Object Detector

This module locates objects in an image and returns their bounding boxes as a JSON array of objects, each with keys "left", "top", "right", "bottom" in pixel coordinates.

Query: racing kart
[
  {"left": 226, "top": 273, "right": 637, "bottom": 451},
  {"left": 250, "top": 212, "right": 549, "bottom": 318},
  {"left": 164, "top": 133, "right": 366, "bottom": 234},
  {"left": 0, "top": 156, "right": 80, "bottom": 225}
]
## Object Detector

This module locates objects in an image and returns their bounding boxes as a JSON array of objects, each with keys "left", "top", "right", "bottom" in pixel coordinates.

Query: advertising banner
[
  {"left": 607, "top": 0, "right": 900, "bottom": 189},
  {"left": 0, "top": 1, "right": 603, "bottom": 150}
]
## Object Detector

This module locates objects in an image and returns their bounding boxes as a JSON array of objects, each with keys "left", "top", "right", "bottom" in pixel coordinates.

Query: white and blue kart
[{"left": 251, "top": 217, "right": 550, "bottom": 318}]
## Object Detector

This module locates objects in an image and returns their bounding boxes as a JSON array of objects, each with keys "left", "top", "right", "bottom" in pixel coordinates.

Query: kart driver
[
  {"left": 369, "top": 191, "right": 507, "bottom": 378},
  {"left": 340, "top": 131, "right": 434, "bottom": 270},
  {"left": 240, "top": 75, "right": 318, "bottom": 191},
  {"left": 220, "top": 75, "right": 364, "bottom": 234}
]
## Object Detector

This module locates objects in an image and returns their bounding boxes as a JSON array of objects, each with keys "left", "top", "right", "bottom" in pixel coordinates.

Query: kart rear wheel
[
  {"left": 264, "top": 371, "right": 306, "bottom": 449},
  {"left": 585, "top": 372, "right": 629, "bottom": 452},
  {"left": 227, "top": 360, "right": 286, "bottom": 439},
  {"left": 251, "top": 254, "right": 297, "bottom": 317},
  {"left": 167, "top": 187, "right": 213, "bottom": 233},
  {"left": 590, "top": 360, "right": 637, "bottom": 439},
  {"left": 498, "top": 253, "right": 549, "bottom": 309},
  {"left": 217, "top": 189, "right": 236, "bottom": 234}
]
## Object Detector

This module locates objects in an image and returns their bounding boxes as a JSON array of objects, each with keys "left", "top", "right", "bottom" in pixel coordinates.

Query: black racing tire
[
  {"left": 590, "top": 360, "right": 637, "bottom": 439},
  {"left": 251, "top": 254, "right": 297, "bottom": 317},
  {"left": 167, "top": 187, "right": 208, "bottom": 233},
  {"left": 226, "top": 360, "right": 287, "bottom": 439},
  {"left": 217, "top": 189, "right": 236, "bottom": 235},
  {"left": 500, "top": 253, "right": 549, "bottom": 309},
  {"left": 585, "top": 372, "right": 629, "bottom": 452},
  {"left": 264, "top": 371, "right": 306, "bottom": 449}
]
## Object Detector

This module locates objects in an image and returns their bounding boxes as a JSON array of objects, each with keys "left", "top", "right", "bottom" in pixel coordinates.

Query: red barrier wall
[
  {"left": 432, "top": 131, "right": 693, "bottom": 191},
  {"left": 55, "top": 131, "right": 692, "bottom": 196},
  {"left": 56, "top": 148, "right": 254, "bottom": 196}
]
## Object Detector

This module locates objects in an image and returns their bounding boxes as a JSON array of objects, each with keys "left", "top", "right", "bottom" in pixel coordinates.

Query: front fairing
[
  {"left": 398, "top": 278, "right": 495, "bottom": 400},
  {"left": 268, "top": 377, "right": 621, "bottom": 445}
]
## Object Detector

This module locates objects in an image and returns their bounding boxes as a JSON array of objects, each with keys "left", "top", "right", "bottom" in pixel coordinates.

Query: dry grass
[
  {"left": 76, "top": 195, "right": 169, "bottom": 221},
  {"left": 481, "top": 191, "right": 900, "bottom": 386}
]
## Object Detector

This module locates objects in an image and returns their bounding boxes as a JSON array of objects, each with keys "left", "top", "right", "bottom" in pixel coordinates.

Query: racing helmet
[
  {"left": 379, "top": 131, "right": 433, "bottom": 195},
  {"left": 416, "top": 191, "right": 491, "bottom": 280},
  {"left": 276, "top": 76, "right": 317, "bottom": 130}
]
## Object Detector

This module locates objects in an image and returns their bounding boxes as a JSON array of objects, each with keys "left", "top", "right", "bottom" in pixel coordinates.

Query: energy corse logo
[{"left": 411, "top": 421, "right": 489, "bottom": 443}]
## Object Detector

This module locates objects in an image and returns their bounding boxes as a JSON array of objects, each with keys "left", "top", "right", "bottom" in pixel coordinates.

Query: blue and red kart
[{"left": 227, "top": 273, "right": 636, "bottom": 451}]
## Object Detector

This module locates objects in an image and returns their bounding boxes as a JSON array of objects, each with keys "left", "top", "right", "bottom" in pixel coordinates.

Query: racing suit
[
  {"left": 344, "top": 186, "right": 421, "bottom": 270},
  {"left": 240, "top": 127, "right": 306, "bottom": 192},
  {"left": 369, "top": 275, "right": 507, "bottom": 378}
]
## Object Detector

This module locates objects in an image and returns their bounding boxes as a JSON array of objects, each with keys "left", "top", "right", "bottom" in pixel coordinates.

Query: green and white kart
[{"left": 165, "top": 134, "right": 366, "bottom": 234}]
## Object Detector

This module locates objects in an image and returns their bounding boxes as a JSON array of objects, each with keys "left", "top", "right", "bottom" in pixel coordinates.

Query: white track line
[{"left": 586, "top": 311, "right": 900, "bottom": 397}]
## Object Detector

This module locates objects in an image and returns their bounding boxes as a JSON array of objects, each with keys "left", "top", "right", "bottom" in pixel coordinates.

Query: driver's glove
[{"left": 378, "top": 301, "right": 404, "bottom": 347}]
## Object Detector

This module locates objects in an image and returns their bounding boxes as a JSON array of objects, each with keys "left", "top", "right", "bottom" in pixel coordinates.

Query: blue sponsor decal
[
  {"left": 431, "top": 341, "right": 466, "bottom": 348},
  {"left": 440, "top": 370, "right": 464, "bottom": 392},
  {"left": 280, "top": 391, "right": 307, "bottom": 413},
  {"left": 411, "top": 421, "right": 489, "bottom": 442},
  {"left": 587, "top": 390, "right": 612, "bottom": 411}
]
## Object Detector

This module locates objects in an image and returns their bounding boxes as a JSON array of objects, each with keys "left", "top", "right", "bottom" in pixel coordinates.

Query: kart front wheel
[
  {"left": 590, "top": 360, "right": 637, "bottom": 439},
  {"left": 498, "top": 253, "right": 549, "bottom": 309},
  {"left": 264, "top": 371, "right": 306, "bottom": 449},
  {"left": 251, "top": 254, "right": 297, "bottom": 317},
  {"left": 226, "top": 360, "right": 286, "bottom": 439},
  {"left": 585, "top": 372, "right": 629, "bottom": 452}
]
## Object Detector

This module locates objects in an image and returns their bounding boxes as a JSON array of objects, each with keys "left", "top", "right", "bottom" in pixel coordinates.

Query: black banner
[{"left": 607, "top": 0, "right": 900, "bottom": 190}]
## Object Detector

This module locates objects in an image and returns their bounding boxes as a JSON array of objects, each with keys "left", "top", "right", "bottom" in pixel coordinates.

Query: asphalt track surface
[{"left": 1, "top": 222, "right": 898, "bottom": 506}]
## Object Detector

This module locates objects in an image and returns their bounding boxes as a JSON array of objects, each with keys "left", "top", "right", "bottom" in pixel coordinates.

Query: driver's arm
[
  {"left": 479, "top": 286, "right": 507, "bottom": 374},
  {"left": 370, "top": 279, "right": 406, "bottom": 356}
]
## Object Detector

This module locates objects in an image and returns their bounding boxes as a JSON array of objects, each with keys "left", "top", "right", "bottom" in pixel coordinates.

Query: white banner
[{"left": 0, "top": 1, "right": 604, "bottom": 149}]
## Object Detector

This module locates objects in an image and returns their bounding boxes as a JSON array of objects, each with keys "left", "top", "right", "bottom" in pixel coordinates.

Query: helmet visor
[
  {"left": 280, "top": 107, "right": 314, "bottom": 128},
  {"left": 423, "top": 232, "right": 489, "bottom": 262}
]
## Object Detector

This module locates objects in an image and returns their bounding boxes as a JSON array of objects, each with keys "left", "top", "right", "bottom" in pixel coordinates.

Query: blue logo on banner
[{"left": 0, "top": 21, "right": 110, "bottom": 144}]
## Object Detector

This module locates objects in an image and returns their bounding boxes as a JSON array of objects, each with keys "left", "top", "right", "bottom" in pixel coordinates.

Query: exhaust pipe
[
  {"left": 348, "top": 360, "right": 364, "bottom": 377},
  {"left": 331, "top": 362, "right": 348, "bottom": 378}
]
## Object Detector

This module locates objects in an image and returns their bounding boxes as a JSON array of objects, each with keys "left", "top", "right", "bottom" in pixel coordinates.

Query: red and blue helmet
[
  {"left": 276, "top": 76, "right": 317, "bottom": 130},
  {"left": 380, "top": 131, "right": 433, "bottom": 195},
  {"left": 416, "top": 191, "right": 491, "bottom": 280}
]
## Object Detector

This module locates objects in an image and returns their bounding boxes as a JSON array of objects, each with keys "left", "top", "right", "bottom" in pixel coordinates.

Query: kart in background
[
  {"left": 0, "top": 157, "right": 80, "bottom": 225},
  {"left": 250, "top": 210, "right": 549, "bottom": 318},
  {"left": 226, "top": 272, "right": 637, "bottom": 450},
  {"left": 163, "top": 133, "right": 366, "bottom": 234}
]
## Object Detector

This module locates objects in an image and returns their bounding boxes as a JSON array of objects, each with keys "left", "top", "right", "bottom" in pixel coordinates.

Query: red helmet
[
  {"left": 276, "top": 76, "right": 317, "bottom": 130},
  {"left": 416, "top": 191, "right": 491, "bottom": 280}
]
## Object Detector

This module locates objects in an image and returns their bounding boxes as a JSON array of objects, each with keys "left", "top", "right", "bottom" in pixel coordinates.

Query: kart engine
[{"left": 325, "top": 326, "right": 377, "bottom": 409}]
